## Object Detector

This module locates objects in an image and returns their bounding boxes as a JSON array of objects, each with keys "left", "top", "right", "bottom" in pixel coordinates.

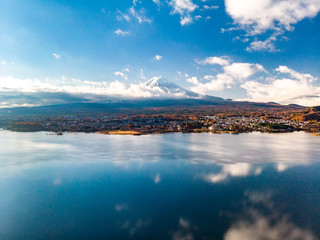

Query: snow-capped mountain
[{"left": 143, "top": 76, "right": 202, "bottom": 98}]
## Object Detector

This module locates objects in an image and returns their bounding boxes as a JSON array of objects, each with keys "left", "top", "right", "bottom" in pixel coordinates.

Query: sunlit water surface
[{"left": 0, "top": 131, "right": 320, "bottom": 240}]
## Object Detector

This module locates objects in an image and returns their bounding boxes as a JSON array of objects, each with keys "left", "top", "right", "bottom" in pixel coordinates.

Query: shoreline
[{"left": 2, "top": 128, "right": 319, "bottom": 136}]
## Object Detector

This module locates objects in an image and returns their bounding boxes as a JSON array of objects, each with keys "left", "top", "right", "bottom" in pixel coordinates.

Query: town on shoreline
[{"left": 2, "top": 108, "right": 320, "bottom": 135}]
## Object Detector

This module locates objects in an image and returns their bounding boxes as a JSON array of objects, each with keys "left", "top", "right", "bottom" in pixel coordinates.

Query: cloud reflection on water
[
  {"left": 173, "top": 218, "right": 194, "bottom": 240},
  {"left": 224, "top": 191, "right": 317, "bottom": 240},
  {"left": 0, "top": 131, "right": 320, "bottom": 179},
  {"left": 204, "top": 163, "right": 253, "bottom": 183}
]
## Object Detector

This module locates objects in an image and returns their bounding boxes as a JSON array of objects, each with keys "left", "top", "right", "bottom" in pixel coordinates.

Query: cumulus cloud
[
  {"left": 196, "top": 56, "right": 230, "bottom": 66},
  {"left": 225, "top": 0, "right": 320, "bottom": 34},
  {"left": 190, "top": 57, "right": 265, "bottom": 94},
  {"left": 188, "top": 74, "right": 234, "bottom": 94},
  {"left": 170, "top": 0, "right": 198, "bottom": 15},
  {"left": 153, "top": 55, "right": 163, "bottom": 61},
  {"left": 224, "top": 0, "right": 320, "bottom": 51},
  {"left": 169, "top": 0, "right": 198, "bottom": 26},
  {"left": 223, "top": 63, "right": 266, "bottom": 80},
  {"left": 0, "top": 60, "right": 7, "bottom": 65},
  {"left": 192, "top": 56, "right": 320, "bottom": 106},
  {"left": 246, "top": 34, "right": 279, "bottom": 52},
  {"left": 114, "top": 29, "right": 130, "bottom": 36},
  {"left": 114, "top": 69, "right": 129, "bottom": 80},
  {"left": 180, "top": 15, "right": 193, "bottom": 25},
  {"left": 240, "top": 65, "right": 320, "bottom": 106},
  {"left": 0, "top": 75, "right": 197, "bottom": 108},
  {"left": 276, "top": 65, "right": 316, "bottom": 82},
  {"left": 52, "top": 53, "right": 61, "bottom": 59}
]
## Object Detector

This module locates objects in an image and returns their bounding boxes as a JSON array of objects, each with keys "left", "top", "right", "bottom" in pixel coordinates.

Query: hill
[{"left": 291, "top": 106, "right": 320, "bottom": 121}]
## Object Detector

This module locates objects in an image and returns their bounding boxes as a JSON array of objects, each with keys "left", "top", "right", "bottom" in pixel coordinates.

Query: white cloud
[
  {"left": 196, "top": 56, "right": 230, "bottom": 66},
  {"left": 114, "top": 29, "right": 130, "bottom": 36},
  {"left": 202, "top": 5, "right": 219, "bottom": 10},
  {"left": 225, "top": 0, "right": 320, "bottom": 51},
  {"left": 190, "top": 57, "right": 265, "bottom": 94},
  {"left": 189, "top": 74, "right": 234, "bottom": 94},
  {"left": 170, "top": 0, "right": 198, "bottom": 15},
  {"left": 240, "top": 65, "right": 320, "bottom": 106},
  {"left": 116, "top": 10, "right": 131, "bottom": 22},
  {"left": 225, "top": 0, "right": 320, "bottom": 34},
  {"left": 0, "top": 75, "right": 198, "bottom": 108},
  {"left": 52, "top": 53, "right": 61, "bottom": 59},
  {"left": 247, "top": 36, "right": 278, "bottom": 52},
  {"left": 116, "top": 3, "right": 151, "bottom": 24},
  {"left": 169, "top": 0, "right": 198, "bottom": 26},
  {"left": 129, "top": 6, "right": 152, "bottom": 24},
  {"left": 180, "top": 15, "right": 193, "bottom": 25},
  {"left": 0, "top": 76, "right": 149, "bottom": 98},
  {"left": 223, "top": 63, "right": 266, "bottom": 80},
  {"left": 194, "top": 57, "right": 320, "bottom": 106},
  {"left": 114, "top": 68, "right": 131, "bottom": 80},
  {"left": 114, "top": 71, "right": 127, "bottom": 80},
  {"left": 153, "top": 55, "right": 163, "bottom": 61},
  {"left": 276, "top": 65, "right": 316, "bottom": 82},
  {"left": 0, "top": 60, "right": 7, "bottom": 65}
]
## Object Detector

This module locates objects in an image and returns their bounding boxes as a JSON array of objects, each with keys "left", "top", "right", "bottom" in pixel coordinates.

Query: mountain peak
[
  {"left": 144, "top": 76, "right": 201, "bottom": 98},
  {"left": 145, "top": 76, "right": 179, "bottom": 88}
]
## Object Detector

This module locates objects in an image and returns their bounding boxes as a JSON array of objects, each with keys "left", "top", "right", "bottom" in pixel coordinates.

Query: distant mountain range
[{"left": 0, "top": 76, "right": 307, "bottom": 117}]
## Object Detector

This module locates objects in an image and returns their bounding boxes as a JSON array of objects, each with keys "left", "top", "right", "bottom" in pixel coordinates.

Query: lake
[{"left": 0, "top": 131, "right": 319, "bottom": 240}]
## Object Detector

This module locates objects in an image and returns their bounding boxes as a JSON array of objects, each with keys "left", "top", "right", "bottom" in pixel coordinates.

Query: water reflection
[
  {"left": 1, "top": 131, "right": 320, "bottom": 174},
  {"left": 172, "top": 218, "right": 194, "bottom": 240},
  {"left": 224, "top": 191, "right": 317, "bottom": 240},
  {"left": 204, "top": 162, "right": 253, "bottom": 183},
  {"left": 0, "top": 131, "right": 320, "bottom": 239}
]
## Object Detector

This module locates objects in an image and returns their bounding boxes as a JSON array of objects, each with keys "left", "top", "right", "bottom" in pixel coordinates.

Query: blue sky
[{"left": 0, "top": 0, "right": 320, "bottom": 107}]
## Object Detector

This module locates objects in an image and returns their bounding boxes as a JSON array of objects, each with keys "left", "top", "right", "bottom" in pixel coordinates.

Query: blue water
[{"left": 0, "top": 131, "right": 319, "bottom": 240}]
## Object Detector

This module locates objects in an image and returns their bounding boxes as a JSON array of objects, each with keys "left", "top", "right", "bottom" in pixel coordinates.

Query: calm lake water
[{"left": 0, "top": 131, "right": 320, "bottom": 240}]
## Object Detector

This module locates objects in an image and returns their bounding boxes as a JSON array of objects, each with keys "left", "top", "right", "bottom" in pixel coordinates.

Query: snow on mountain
[{"left": 143, "top": 76, "right": 202, "bottom": 98}]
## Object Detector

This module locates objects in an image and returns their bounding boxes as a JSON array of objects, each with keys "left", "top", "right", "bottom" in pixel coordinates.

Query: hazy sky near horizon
[{"left": 0, "top": 0, "right": 320, "bottom": 107}]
